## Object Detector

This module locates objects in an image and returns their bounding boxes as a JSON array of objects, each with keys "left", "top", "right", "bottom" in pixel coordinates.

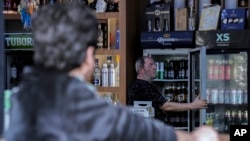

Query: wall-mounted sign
[
  {"left": 196, "top": 30, "right": 250, "bottom": 48},
  {"left": 5, "top": 33, "right": 33, "bottom": 49},
  {"left": 141, "top": 31, "right": 194, "bottom": 49}
]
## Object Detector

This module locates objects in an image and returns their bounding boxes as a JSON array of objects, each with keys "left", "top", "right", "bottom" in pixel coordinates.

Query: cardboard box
[
  {"left": 175, "top": 8, "right": 188, "bottom": 31},
  {"left": 145, "top": 2, "right": 172, "bottom": 32},
  {"left": 130, "top": 101, "right": 155, "bottom": 118},
  {"left": 221, "top": 9, "right": 247, "bottom": 30}
]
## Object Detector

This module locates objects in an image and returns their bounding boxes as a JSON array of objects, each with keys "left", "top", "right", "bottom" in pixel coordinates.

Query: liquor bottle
[
  {"left": 101, "top": 63, "right": 109, "bottom": 87},
  {"left": 108, "top": 63, "right": 116, "bottom": 87},
  {"left": 89, "top": 0, "right": 97, "bottom": 10},
  {"left": 147, "top": 19, "right": 152, "bottom": 32},
  {"left": 10, "top": 59, "right": 18, "bottom": 88},
  {"left": 177, "top": 83, "right": 185, "bottom": 103},
  {"left": 103, "top": 23, "right": 108, "bottom": 48},
  {"left": 241, "top": 110, "right": 248, "bottom": 125},
  {"left": 96, "top": 0, "right": 107, "bottom": 12},
  {"left": 106, "top": 56, "right": 112, "bottom": 68},
  {"left": 188, "top": 6, "right": 195, "bottom": 31},
  {"left": 174, "top": 60, "right": 180, "bottom": 79},
  {"left": 97, "top": 23, "right": 104, "bottom": 48},
  {"left": 92, "top": 59, "right": 101, "bottom": 86},
  {"left": 106, "top": 0, "right": 115, "bottom": 12},
  {"left": 164, "top": 60, "right": 169, "bottom": 79},
  {"left": 115, "top": 29, "right": 120, "bottom": 49},
  {"left": 164, "top": 83, "right": 174, "bottom": 102},
  {"left": 163, "top": 19, "right": 169, "bottom": 31},
  {"left": 240, "top": 0, "right": 246, "bottom": 7},
  {"left": 115, "top": 55, "right": 120, "bottom": 87},
  {"left": 224, "top": 110, "right": 230, "bottom": 133},
  {"left": 154, "top": 18, "right": 161, "bottom": 32},
  {"left": 184, "top": 59, "right": 188, "bottom": 79},
  {"left": 168, "top": 60, "right": 174, "bottom": 79},
  {"left": 230, "top": 110, "right": 237, "bottom": 125},
  {"left": 237, "top": 110, "right": 243, "bottom": 125}
]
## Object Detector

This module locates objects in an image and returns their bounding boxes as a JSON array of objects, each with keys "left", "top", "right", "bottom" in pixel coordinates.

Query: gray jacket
[{"left": 5, "top": 67, "right": 177, "bottom": 141}]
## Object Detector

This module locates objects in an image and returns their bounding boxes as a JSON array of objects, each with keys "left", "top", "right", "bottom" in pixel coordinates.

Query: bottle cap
[{"left": 103, "top": 63, "right": 107, "bottom": 67}]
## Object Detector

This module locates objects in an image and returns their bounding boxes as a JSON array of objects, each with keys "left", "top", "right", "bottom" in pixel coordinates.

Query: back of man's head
[{"left": 31, "top": 2, "right": 98, "bottom": 71}]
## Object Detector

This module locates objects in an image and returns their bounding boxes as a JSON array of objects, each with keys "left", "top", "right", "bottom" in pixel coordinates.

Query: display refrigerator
[
  {"left": 141, "top": 31, "right": 195, "bottom": 132},
  {"left": 4, "top": 33, "right": 34, "bottom": 90},
  {"left": 189, "top": 30, "right": 250, "bottom": 133},
  {"left": 143, "top": 48, "right": 191, "bottom": 132}
]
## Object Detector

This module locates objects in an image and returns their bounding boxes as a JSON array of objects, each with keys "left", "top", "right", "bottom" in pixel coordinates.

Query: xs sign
[
  {"left": 216, "top": 33, "right": 230, "bottom": 42},
  {"left": 234, "top": 129, "right": 247, "bottom": 136}
]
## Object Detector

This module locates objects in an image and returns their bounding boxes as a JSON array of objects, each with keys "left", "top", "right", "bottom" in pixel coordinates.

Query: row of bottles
[
  {"left": 4, "top": 0, "right": 19, "bottom": 13},
  {"left": 4, "top": 0, "right": 119, "bottom": 14},
  {"left": 102, "top": 92, "right": 119, "bottom": 105},
  {"left": 97, "top": 23, "right": 120, "bottom": 49},
  {"left": 92, "top": 55, "right": 119, "bottom": 87},
  {"left": 155, "top": 59, "right": 188, "bottom": 79},
  {"left": 206, "top": 110, "right": 248, "bottom": 133},
  {"left": 165, "top": 112, "right": 188, "bottom": 127},
  {"left": 207, "top": 56, "right": 247, "bottom": 82},
  {"left": 163, "top": 82, "right": 188, "bottom": 103}
]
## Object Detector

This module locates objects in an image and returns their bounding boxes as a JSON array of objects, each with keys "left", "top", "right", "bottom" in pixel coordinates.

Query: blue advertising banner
[{"left": 140, "top": 31, "right": 194, "bottom": 49}]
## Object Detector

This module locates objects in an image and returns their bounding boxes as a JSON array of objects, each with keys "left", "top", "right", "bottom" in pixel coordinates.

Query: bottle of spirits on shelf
[
  {"left": 101, "top": 63, "right": 109, "bottom": 87},
  {"left": 108, "top": 63, "right": 116, "bottom": 87},
  {"left": 93, "top": 58, "right": 101, "bottom": 86},
  {"left": 97, "top": 23, "right": 104, "bottom": 49},
  {"left": 115, "top": 55, "right": 120, "bottom": 87},
  {"left": 10, "top": 59, "right": 18, "bottom": 88},
  {"left": 188, "top": 6, "right": 195, "bottom": 31}
]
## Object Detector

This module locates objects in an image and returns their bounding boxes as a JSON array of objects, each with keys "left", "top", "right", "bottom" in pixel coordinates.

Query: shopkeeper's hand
[{"left": 191, "top": 95, "right": 208, "bottom": 109}]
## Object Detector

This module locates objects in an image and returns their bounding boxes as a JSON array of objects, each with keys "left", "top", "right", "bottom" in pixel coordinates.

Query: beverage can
[
  {"left": 236, "top": 89, "right": 243, "bottom": 104},
  {"left": 224, "top": 89, "right": 230, "bottom": 104},
  {"left": 230, "top": 89, "right": 237, "bottom": 104},
  {"left": 218, "top": 89, "right": 225, "bottom": 104},
  {"left": 243, "top": 90, "right": 248, "bottom": 104},
  {"left": 210, "top": 88, "right": 219, "bottom": 104}
]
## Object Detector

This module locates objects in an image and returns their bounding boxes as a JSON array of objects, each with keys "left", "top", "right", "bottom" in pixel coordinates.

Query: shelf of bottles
[
  {"left": 148, "top": 54, "right": 190, "bottom": 129},
  {"left": 6, "top": 53, "right": 33, "bottom": 89},
  {"left": 3, "top": 0, "right": 119, "bottom": 20},
  {"left": 204, "top": 54, "right": 248, "bottom": 133}
]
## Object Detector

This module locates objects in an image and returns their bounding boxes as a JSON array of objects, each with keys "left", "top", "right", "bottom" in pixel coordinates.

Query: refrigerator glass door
[
  {"left": 189, "top": 46, "right": 249, "bottom": 133},
  {"left": 189, "top": 47, "right": 207, "bottom": 131}
]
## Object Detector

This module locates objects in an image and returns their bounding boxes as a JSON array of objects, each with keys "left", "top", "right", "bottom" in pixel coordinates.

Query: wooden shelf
[
  {"left": 4, "top": 12, "right": 119, "bottom": 20},
  {"left": 96, "top": 87, "right": 120, "bottom": 93},
  {"left": 4, "top": 13, "right": 21, "bottom": 20},
  {"left": 95, "top": 12, "right": 119, "bottom": 19},
  {"left": 95, "top": 48, "right": 120, "bottom": 55}
]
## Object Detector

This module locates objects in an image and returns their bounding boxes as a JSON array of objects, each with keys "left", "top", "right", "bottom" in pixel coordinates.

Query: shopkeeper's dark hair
[{"left": 31, "top": 2, "right": 98, "bottom": 71}]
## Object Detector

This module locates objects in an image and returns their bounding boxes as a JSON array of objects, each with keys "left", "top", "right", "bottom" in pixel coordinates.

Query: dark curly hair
[{"left": 31, "top": 2, "right": 98, "bottom": 71}]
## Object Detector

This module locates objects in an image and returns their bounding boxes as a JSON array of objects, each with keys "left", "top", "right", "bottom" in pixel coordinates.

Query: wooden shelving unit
[{"left": 3, "top": 1, "right": 143, "bottom": 106}]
